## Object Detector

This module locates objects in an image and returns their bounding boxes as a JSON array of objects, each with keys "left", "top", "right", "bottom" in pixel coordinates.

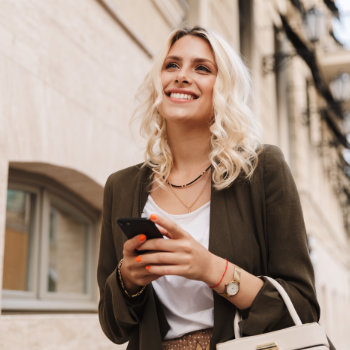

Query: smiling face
[{"left": 158, "top": 35, "right": 217, "bottom": 125}]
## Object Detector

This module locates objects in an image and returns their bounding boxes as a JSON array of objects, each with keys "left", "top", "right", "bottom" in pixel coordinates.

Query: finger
[
  {"left": 155, "top": 225, "right": 170, "bottom": 237},
  {"left": 138, "top": 238, "right": 191, "bottom": 255},
  {"left": 135, "top": 251, "right": 188, "bottom": 266},
  {"left": 150, "top": 213, "right": 189, "bottom": 239},
  {"left": 123, "top": 234, "right": 147, "bottom": 256},
  {"left": 130, "top": 264, "right": 160, "bottom": 282},
  {"left": 145, "top": 264, "right": 189, "bottom": 277},
  {"left": 122, "top": 258, "right": 160, "bottom": 287}
]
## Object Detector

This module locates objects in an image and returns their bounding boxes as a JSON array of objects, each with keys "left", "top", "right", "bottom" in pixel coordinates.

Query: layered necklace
[{"left": 166, "top": 165, "right": 211, "bottom": 213}]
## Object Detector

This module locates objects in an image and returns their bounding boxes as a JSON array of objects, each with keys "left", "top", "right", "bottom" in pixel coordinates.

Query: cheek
[
  {"left": 208, "top": 79, "right": 216, "bottom": 96},
  {"left": 200, "top": 77, "right": 216, "bottom": 96},
  {"left": 160, "top": 76, "right": 165, "bottom": 90},
  {"left": 204, "top": 80, "right": 216, "bottom": 112},
  {"left": 160, "top": 72, "right": 171, "bottom": 90}
]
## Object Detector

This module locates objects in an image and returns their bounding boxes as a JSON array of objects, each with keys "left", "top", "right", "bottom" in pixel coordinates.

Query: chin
[{"left": 167, "top": 116, "right": 212, "bottom": 126}]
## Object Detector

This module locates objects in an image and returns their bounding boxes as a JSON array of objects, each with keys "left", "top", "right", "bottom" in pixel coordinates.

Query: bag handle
[{"left": 234, "top": 276, "right": 303, "bottom": 339}]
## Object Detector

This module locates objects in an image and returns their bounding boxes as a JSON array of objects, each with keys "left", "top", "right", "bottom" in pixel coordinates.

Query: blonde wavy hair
[{"left": 133, "top": 26, "right": 262, "bottom": 190}]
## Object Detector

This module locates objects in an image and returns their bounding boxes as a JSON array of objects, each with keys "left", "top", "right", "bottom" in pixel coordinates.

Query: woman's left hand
[{"left": 137, "top": 214, "right": 225, "bottom": 286}]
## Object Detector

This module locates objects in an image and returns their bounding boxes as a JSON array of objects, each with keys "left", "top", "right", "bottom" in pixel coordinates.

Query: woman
[{"left": 97, "top": 27, "right": 320, "bottom": 350}]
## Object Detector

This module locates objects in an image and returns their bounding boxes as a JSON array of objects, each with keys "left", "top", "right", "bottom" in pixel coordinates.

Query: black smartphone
[{"left": 117, "top": 218, "right": 163, "bottom": 240}]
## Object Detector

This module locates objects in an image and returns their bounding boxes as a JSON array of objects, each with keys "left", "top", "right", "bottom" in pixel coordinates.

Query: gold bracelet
[{"left": 117, "top": 258, "right": 146, "bottom": 298}]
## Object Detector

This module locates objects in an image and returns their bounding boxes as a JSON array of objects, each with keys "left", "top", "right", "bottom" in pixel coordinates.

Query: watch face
[{"left": 226, "top": 282, "right": 239, "bottom": 296}]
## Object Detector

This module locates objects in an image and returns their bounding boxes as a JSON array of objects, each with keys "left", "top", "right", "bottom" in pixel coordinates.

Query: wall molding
[{"left": 96, "top": 0, "right": 154, "bottom": 59}]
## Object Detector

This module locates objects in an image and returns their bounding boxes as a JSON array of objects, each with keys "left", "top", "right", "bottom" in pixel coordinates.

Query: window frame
[{"left": 2, "top": 169, "right": 99, "bottom": 312}]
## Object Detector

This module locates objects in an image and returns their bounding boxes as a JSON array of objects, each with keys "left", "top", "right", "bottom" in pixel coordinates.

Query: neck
[{"left": 166, "top": 122, "right": 211, "bottom": 171}]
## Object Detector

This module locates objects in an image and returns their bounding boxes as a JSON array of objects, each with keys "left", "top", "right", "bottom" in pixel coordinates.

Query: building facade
[{"left": 0, "top": 0, "right": 349, "bottom": 349}]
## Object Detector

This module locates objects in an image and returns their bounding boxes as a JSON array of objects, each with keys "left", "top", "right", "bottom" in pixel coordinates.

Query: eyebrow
[{"left": 165, "top": 55, "right": 217, "bottom": 68}]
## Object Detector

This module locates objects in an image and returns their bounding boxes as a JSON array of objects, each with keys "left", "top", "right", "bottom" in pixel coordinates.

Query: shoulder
[
  {"left": 249, "top": 144, "right": 291, "bottom": 186},
  {"left": 255, "top": 144, "right": 298, "bottom": 195},
  {"left": 255, "top": 144, "right": 288, "bottom": 176},
  {"left": 107, "top": 163, "right": 144, "bottom": 183},
  {"left": 259, "top": 144, "right": 285, "bottom": 165},
  {"left": 104, "top": 163, "right": 149, "bottom": 191}
]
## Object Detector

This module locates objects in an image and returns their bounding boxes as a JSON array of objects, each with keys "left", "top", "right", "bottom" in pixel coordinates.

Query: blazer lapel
[{"left": 209, "top": 185, "right": 234, "bottom": 258}]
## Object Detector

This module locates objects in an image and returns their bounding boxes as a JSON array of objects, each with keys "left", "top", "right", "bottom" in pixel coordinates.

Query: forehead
[{"left": 167, "top": 35, "right": 215, "bottom": 61}]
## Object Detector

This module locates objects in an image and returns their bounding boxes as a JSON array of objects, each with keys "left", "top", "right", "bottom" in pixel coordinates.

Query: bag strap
[{"left": 234, "top": 276, "right": 303, "bottom": 339}]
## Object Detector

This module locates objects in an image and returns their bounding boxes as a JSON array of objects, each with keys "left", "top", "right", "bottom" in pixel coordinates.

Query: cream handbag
[{"left": 216, "top": 277, "right": 329, "bottom": 350}]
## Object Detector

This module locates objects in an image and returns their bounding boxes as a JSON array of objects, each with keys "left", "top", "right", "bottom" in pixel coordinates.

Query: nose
[{"left": 175, "top": 68, "right": 192, "bottom": 84}]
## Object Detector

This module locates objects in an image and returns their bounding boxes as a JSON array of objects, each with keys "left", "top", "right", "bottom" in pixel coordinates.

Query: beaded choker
[{"left": 166, "top": 165, "right": 212, "bottom": 189}]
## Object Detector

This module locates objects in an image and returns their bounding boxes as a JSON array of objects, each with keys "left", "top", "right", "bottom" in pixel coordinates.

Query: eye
[
  {"left": 196, "top": 65, "right": 211, "bottom": 73},
  {"left": 164, "top": 62, "right": 179, "bottom": 70}
]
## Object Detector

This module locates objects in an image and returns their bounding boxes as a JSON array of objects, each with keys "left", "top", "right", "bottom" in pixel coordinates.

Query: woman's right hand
[{"left": 120, "top": 234, "right": 161, "bottom": 293}]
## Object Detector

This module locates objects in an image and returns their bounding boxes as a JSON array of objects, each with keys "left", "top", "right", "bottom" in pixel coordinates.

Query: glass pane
[
  {"left": 48, "top": 204, "right": 89, "bottom": 294},
  {"left": 3, "top": 189, "right": 36, "bottom": 291}
]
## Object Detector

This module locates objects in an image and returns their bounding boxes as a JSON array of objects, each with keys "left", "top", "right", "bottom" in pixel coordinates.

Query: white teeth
[{"left": 170, "top": 92, "right": 195, "bottom": 100}]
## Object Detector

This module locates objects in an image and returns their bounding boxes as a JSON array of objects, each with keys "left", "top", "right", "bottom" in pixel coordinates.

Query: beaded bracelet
[
  {"left": 117, "top": 258, "right": 146, "bottom": 298},
  {"left": 210, "top": 258, "right": 228, "bottom": 289}
]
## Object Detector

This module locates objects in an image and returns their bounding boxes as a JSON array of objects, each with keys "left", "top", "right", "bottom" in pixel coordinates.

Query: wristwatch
[{"left": 220, "top": 265, "right": 241, "bottom": 297}]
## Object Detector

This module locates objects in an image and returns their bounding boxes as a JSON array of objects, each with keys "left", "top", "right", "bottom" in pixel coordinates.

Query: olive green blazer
[{"left": 97, "top": 145, "right": 320, "bottom": 350}]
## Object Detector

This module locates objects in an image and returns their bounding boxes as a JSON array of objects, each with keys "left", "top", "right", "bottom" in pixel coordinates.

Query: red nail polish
[
  {"left": 145, "top": 265, "right": 150, "bottom": 270},
  {"left": 139, "top": 234, "right": 146, "bottom": 242},
  {"left": 150, "top": 214, "right": 157, "bottom": 221},
  {"left": 136, "top": 256, "right": 142, "bottom": 263}
]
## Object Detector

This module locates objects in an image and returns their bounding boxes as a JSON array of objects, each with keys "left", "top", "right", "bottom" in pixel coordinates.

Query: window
[
  {"left": 239, "top": 0, "right": 253, "bottom": 67},
  {"left": 2, "top": 169, "right": 99, "bottom": 311}
]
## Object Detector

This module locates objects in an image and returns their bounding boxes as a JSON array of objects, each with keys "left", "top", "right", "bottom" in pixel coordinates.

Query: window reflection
[
  {"left": 3, "top": 189, "right": 35, "bottom": 291},
  {"left": 48, "top": 204, "right": 89, "bottom": 294}
]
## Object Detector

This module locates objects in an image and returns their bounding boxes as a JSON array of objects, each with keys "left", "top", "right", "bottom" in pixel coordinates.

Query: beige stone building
[{"left": 0, "top": 0, "right": 349, "bottom": 349}]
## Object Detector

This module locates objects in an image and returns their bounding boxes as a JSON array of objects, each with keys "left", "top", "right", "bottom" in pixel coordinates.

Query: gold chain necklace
[{"left": 168, "top": 171, "right": 210, "bottom": 213}]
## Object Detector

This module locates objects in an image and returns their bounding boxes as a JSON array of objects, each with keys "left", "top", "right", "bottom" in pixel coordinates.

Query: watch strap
[
  {"left": 233, "top": 265, "right": 241, "bottom": 284},
  {"left": 218, "top": 264, "right": 241, "bottom": 296}
]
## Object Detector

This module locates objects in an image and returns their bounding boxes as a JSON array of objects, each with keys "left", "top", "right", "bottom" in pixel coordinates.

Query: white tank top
[{"left": 142, "top": 195, "right": 214, "bottom": 340}]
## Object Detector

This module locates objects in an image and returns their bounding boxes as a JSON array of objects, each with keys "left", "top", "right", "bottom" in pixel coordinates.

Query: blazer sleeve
[
  {"left": 240, "top": 145, "right": 320, "bottom": 335},
  {"left": 97, "top": 174, "right": 151, "bottom": 344}
]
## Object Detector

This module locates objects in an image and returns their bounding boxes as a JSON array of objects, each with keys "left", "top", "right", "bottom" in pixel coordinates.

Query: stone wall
[
  {"left": 0, "top": 0, "right": 349, "bottom": 349},
  {"left": 0, "top": 314, "right": 127, "bottom": 350}
]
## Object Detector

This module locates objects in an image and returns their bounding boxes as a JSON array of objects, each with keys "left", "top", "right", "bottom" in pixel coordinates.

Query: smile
[{"left": 166, "top": 92, "right": 199, "bottom": 101}]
